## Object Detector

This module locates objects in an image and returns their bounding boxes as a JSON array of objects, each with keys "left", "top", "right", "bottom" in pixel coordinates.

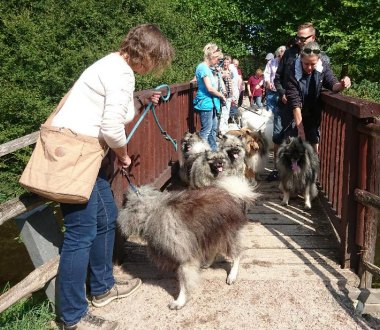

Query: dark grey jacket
[
  {"left": 274, "top": 45, "right": 299, "bottom": 99},
  {"left": 285, "top": 57, "right": 338, "bottom": 124}
]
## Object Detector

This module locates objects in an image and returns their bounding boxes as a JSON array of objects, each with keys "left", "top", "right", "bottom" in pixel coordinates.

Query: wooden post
[{"left": 15, "top": 204, "right": 63, "bottom": 314}]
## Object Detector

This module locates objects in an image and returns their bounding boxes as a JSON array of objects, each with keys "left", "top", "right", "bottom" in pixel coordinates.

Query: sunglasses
[
  {"left": 296, "top": 35, "right": 314, "bottom": 42},
  {"left": 302, "top": 48, "right": 321, "bottom": 55}
]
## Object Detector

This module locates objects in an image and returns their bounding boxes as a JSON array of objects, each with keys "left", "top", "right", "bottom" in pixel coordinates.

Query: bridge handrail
[{"left": 319, "top": 91, "right": 380, "bottom": 288}]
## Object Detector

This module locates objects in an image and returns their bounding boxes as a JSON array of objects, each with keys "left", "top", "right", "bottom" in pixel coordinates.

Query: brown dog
[{"left": 227, "top": 128, "right": 268, "bottom": 184}]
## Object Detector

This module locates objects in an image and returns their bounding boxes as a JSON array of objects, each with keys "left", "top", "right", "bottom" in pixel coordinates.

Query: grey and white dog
[
  {"left": 179, "top": 132, "right": 211, "bottom": 185},
  {"left": 277, "top": 137, "right": 320, "bottom": 209},
  {"left": 218, "top": 134, "right": 246, "bottom": 177},
  {"left": 189, "top": 149, "right": 228, "bottom": 188},
  {"left": 118, "top": 176, "right": 258, "bottom": 310}
]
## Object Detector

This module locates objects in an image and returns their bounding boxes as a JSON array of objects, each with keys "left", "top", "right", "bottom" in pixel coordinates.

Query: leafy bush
[{"left": 343, "top": 79, "right": 380, "bottom": 104}]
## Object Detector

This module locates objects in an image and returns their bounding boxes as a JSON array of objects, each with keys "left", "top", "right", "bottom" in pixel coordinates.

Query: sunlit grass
[{"left": 0, "top": 285, "right": 56, "bottom": 330}]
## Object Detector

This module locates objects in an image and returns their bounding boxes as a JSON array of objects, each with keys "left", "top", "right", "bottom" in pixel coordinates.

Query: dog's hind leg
[
  {"left": 227, "top": 255, "right": 241, "bottom": 285},
  {"left": 304, "top": 185, "right": 312, "bottom": 210},
  {"left": 169, "top": 261, "right": 200, "bottom": 310}
]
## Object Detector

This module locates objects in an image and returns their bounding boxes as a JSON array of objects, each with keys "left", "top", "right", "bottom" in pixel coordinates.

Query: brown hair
[
  {"left": 119, "top": 24, "right": 174, "bottom": 75},
  {"left": 297, "top": 22, "right": 316, "bottom": 35},
  {"left": 255, "top": 68, "right": 263, "bottom": 76}
]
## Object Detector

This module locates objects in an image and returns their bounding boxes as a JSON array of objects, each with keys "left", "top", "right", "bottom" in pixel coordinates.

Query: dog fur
[
  {"left": 189, "top": 149, "right": 228, "bottom": 188},
  {"left": 218, "top": 134, "right": 246, "bottom": 177},
  {"left": 277, "top": 137, "right": 320, "bottom": 209},
  {"left": 178, "top": 132, "right": 211, "bottom": 185},
  {"left": 227, "top": 127, "right": 268, "bottom": 184},
  {"left": 117, "top": 176, "right": 258, "bottom": 309}
]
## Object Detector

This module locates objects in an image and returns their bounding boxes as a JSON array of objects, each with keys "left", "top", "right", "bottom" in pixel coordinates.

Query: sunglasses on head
[
  {"left": 296, "top": 35, "right": 314, "bottom": 42},
  {"left": 302, "top": 48, "right": 321, "bottom": 55}
]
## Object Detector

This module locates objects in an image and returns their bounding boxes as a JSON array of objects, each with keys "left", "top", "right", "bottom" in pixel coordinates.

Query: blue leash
[
  {"left": 123, "top": 84, "right": 177, "bottom": 196},
  {"left": 125, "top": 84, "right": 177, "bottom": 151}
]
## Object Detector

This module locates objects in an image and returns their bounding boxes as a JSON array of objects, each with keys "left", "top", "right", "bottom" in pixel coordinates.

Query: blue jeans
[
  {"left": 266, "top": 91, "right": 282, "bottom": 144},
  {"left": 252, "top": 96, "right": 263, "bottom": 108},
  {"left": 197, "top": 109, "right": 218, "bottom": 151},
  {"left": 266, "top": 90, "right": 278, "bottom": 113},
  {"left": 58, "top": 170, "right": 118, "bottom": 325}
]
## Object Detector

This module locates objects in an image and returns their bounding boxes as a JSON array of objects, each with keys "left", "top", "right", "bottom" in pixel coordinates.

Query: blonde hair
[
  {"left": 203, "top": 43, "right": 222, "bottom": 60},
  {"left": 119, "top": 24, "right": 174, "bottom": 75}
]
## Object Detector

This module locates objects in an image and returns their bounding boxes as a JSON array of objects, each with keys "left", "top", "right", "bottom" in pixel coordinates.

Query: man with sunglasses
[
  {"left": 285, "top": 41, "right": 351, "bottom": 153},
  {"left": 267, "top": 22, "right": 316, "bottom": 181}
]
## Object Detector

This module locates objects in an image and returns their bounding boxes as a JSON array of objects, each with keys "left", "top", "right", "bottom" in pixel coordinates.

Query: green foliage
[
  {"left": 0, "top": 288, "right": 55, "bottom": 330},
  {"left": 343, "top": 79, "right": 380, "bottom": 103},
  {"left": 0, "top": 0, "right": 379, "bottom": 203}
]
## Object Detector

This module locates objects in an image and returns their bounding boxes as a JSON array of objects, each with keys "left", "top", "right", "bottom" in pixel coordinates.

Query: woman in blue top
[{"left": 194, "top": 43, "right": 226, "bottom": 150}]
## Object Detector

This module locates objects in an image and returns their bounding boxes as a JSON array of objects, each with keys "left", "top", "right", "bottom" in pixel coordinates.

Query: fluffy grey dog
[
  {"left": 118, "top": 176, "right": 258, "bottom": 310},
  {"left": 179, "top": 132, "right": 211, "bottom": 185},
  {"left": 189, "top": 149, "right": 228, "bottom": 188},
  {"left": 218, "top": 134, "right": 246, "bottom": 177},
  {"left": 277, "top": 137, "right": 320, "bottom": 209}
]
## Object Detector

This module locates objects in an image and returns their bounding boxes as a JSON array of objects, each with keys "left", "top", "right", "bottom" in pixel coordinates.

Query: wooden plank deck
[{"left": 92, "top": 153, "right": 371, "bottom": 329}]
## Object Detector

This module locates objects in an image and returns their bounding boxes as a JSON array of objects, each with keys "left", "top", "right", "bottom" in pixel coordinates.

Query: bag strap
[{"left": 44, "top": 89, "right": 72, "bottom": 125}]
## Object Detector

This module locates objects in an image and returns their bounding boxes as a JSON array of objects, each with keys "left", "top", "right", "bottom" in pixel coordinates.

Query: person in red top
[{"left": 247, "top": 68, "right": 264, "bottom": 108}]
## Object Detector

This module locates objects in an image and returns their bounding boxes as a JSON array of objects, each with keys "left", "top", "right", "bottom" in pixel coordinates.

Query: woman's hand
[
  {"left": 148, "top": 91, "right": 161, "bottom": 105},
  {"left": 297, "top": 124, "right": 306, "bottom": 140},
  {"left": 113, "top": 146, "right": 131, "bottom": 168},
  {"left": 340, "top": 76, "right": 351, "bottom": 89},
  {"left": 135, "top": 90, "right": 162, "bottom": 108},
  {"left": 117, "top": 154, "right": 131, "bottom": 168}
]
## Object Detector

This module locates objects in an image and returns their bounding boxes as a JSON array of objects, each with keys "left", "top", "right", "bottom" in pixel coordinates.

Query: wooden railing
[{"left": 319, "top": 91, "right": 380, "bottom": 279}]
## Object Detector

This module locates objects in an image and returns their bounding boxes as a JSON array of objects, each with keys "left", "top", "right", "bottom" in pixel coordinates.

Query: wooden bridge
[
  {"left": 0, "top": 82, "right": 380, "bottom": 328},
  {"left": 87, "top": 155, "right": 371, "bottom": 329}
]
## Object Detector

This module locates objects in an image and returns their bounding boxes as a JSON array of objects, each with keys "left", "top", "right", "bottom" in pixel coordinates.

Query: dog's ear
[{"left": 286, "top": 136, "right": 292, "bottom": 144}]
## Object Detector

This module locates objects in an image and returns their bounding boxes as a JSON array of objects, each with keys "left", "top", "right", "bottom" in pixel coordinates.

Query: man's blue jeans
[
  {"left": 197, "top": 109, "right": 218, "bottom": 151},
  {"left": 58, "top": 170, "right": 118, "bottom": 325},
  {"left": 266, "top": 90, "right": 282, "bottom": 144}
]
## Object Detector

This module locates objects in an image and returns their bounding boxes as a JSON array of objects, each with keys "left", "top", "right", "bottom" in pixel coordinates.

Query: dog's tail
[{"left": 215, "top": 176, "right": 259, "bottom": 203}]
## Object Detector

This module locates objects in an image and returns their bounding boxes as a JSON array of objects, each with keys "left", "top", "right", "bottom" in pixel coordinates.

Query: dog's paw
[
  {"left": 280, "top": 200, "right": 289, "bottom": 207},
  {"left": 226, "top": 274, "right": 237, "bottom": 285},
  {"left": 168, "top": 300, "right": 185, "bottom": 310},
  {"left": 304, "top": 203, "right": 312, "bottom": 210}
]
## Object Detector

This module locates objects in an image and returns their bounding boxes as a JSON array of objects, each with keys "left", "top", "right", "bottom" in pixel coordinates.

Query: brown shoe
[
  {"left": 92, "top": 278, "right": 142, "bottom": 308},
  {"left": 62, "top": 313, "right": 118, "bottom": 330}
]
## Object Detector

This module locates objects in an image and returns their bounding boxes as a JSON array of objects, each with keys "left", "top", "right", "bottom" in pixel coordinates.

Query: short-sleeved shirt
[{"left": 193, "top": 62, "right": 220, "bottom": 111}]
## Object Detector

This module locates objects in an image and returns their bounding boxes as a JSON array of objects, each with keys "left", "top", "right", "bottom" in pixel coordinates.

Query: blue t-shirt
[{"left": 193, "top": 62, "right": 220, "bottom": 112}]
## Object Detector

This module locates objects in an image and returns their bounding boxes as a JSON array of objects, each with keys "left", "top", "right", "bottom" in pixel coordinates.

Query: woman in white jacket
[{"left": 53, "top": 24, "right": 174, "bottom": 330}]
